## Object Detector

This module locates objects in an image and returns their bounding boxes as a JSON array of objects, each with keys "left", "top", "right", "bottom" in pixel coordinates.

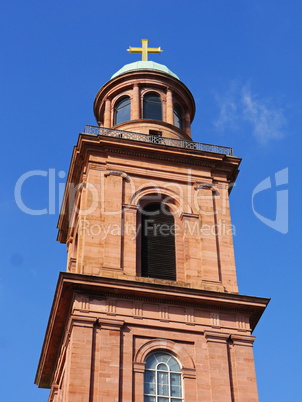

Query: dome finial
[{"left": 127, "top": 39, "right": 163, "bottom": 61}]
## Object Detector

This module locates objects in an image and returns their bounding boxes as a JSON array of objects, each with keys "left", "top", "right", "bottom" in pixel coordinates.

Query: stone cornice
[{"left": 35, "top": 272, "right": 269, "bottom": 389}]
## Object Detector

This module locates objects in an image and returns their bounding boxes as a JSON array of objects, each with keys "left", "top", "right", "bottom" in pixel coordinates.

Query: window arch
[
  {"left": 143, "top": 92, "right": 162, "bottom": 121},
  {"left": 144, "top": 352, "right": 183, "bottom": 401},
  {"left": 114, "top": 96, "right": 130, "bottom": 125},
  {"left": 173, "top": 104, "right": 183, "bottom": 130},
  {"left": 141, "top": 203, "right": 176, "bottom": 281}
]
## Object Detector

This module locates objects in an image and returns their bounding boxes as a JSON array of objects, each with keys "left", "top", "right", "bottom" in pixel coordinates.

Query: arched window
[
  {"left": 173, "top": 104, "right": 183, "bottom": 129},
  {"left": 144, "top": 352, "right": 183, "bottom": 401},
  {"left": 114, "top": 96, "right": 130, "bottom": 125},
  {"left": 141, "top": 203, "right": 176, "bottom": 281},
  {"left": 143, "top": 93, "right": 162, "bottom": 121}
]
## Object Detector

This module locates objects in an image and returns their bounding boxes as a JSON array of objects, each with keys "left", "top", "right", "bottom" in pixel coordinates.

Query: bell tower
[{"left": 35, "top": 40, "right": 269, "bottom": 402}]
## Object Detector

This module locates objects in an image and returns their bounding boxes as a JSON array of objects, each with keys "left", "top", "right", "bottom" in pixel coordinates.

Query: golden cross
[{"left": 127, "top": 39, "right": 163, "bottom": 61}]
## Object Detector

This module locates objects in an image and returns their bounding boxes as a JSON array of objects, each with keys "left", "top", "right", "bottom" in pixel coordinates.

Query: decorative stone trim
[
  {"left": 210, "top": 313, "right": 221, "bottom": 328},
  {"left": 185, "top": 308, "right": 195, "bottom": 325},
  {"left": 133, "top": 301, "right": 143, "bottom": 319},
  {"left": 97, "top": 317, "right": 124, "bottom": 331},
  {"left": 48, "top": 384, "right": 59, "bottom": 401},
  {"left": 133, "top": 362, "right": 146, "bottom": 373},
  {"left": 182, "top": 367, "right": 197, "bottom": 379},
  {"left": 230, "top": 334, "right": 255, "bottom": 346},
  {"left": 75, "top": 287, "right": 252, "bottom": 314},
  {"left": 122, "top": 204, "right": 138, "bottom": 212},
  {"left": 236, "top": 314, "right": 249, "bottom": 332},
  {"left": 69, "top": 315, "right": 97, "bottom": 329},
  {"left": 106, "top": 299, "right": 116, "bottom": 316},
  {"left": 204, "top": 331, "right": 229, "bottom": 343},
  {"left": 130, "top": 186, "right": 192, "bottom": 215},
  {"left": 194, "top": 182, "right": 219, "bottom": 195},
  {"left": 67, "top": 257, "right": 76, "bottom": 272},
  {"left": 103, "top": 170, "right": 130, "bottom": 181},
  {"left": 159, "top": 304, "right": 169, "bottom": 321},
  {"left": 180, "top": 212, "right": 199, "bottom": 221},
  {"left": 134, "top": 338, "right": 195, "bottom": 370},
  {"left": 104, "top": 147, "right": 215, "bottom": 168}
]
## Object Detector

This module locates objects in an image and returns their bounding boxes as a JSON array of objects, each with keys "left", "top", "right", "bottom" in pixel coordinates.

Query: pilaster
[
  {"left": 102, "top": 170, "right": 125, "bottom": 270},
  {"left": 204, "top": 331, "right": 233, "bottom": 401},
  {"left": 180, "top": 212, "right": 201, "bottom": 282},
  {"left": 230, "top": 334, "right": 259, "bottom": 402},
  {"left": 166, "top": 88, "right": 174, "bottom": 125},
  {"left": 97, "top": 318, "right": 124, "bottom": 401},
  {"left": 122, "top": 204, "right": 138, "bottom": 276},
  {"left": 132, "top": 84, "right": 140, "bottom": 120},
  {"left": 64, "top": 317, "right": 96, "bottom": 401},
  {"left": 195, "top": 184, "right": 221, "bottom": 283},
  {"left": 104, "top": 98, "right": 111, "bottom": 127}
]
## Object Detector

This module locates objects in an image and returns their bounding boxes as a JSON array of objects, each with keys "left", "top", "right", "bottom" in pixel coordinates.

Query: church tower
[{"left": 35, "top": 40, "right": 269, "bottom": 401}]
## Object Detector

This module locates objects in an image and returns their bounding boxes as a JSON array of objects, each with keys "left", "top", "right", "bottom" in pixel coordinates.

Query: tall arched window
[
  {"left": 144, "top": 352, "right": 183, "bottom": 401},
  {"left": 173, "top": 104, "right": 183, "bottom": 130},
  {"left": 114, "top": 96, "right": 130, "bottom": 125},
  {"left": 143, "top": 93, "right": 162, "bottom": 121},
  {"left": 141, "top": 203, "right": 176, "bottom": 281}
]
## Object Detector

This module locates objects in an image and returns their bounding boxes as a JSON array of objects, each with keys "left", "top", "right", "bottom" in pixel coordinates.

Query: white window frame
[{"left": 144, "top": 352, "right": 183, "bottom": 402}]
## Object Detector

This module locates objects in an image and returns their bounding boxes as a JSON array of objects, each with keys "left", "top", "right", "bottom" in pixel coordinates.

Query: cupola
[{"left": 93, "top": 39, "right": 195, "bottom": 140}]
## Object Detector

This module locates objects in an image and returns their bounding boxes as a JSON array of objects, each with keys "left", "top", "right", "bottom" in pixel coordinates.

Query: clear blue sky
[{"left": 1, "top": 1, "right": 301, "bottom": 401}]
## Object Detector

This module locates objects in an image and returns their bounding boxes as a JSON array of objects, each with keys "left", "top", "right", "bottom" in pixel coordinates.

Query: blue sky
[{"left": 1, "top": 1, "right": 301, "bottom": 400}]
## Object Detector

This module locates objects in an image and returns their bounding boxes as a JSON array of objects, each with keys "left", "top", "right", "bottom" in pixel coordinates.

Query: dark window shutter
[{"left": 141, "top": 204, "right": 176, "bottom": 281}]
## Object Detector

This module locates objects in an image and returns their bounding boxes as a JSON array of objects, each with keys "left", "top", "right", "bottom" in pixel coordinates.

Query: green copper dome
[{"left": 111, "top": 61, "right": 180, "bottom": 80}]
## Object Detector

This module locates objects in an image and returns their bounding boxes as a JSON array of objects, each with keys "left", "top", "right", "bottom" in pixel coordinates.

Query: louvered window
[{"left": 141, "top": 203, "right": 176, "bottom": 280}]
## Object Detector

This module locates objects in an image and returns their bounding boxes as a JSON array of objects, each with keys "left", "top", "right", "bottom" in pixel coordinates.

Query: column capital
[
  {"left": 182, "top": 367, "right": 196, "bottom": 379},
  {"left": 133, "top": 362, "right": 146, "bottom": 373},
  {"left": 123, "top": 204, "right": 138, "bottom": 212},
  {"left": 230, "top": 334, "right": 256, "bottom": 346},
  {"left": 180, "top": 212, "right": 199, "bottom": 221},
  {"left": 69, "top": 315, "right": 98, "bottom": 329},
  {"left": 204, "top": 331, "right": 230, "bottom": 343},
  {"left": 193, "top": 182, "right": 219, "bottom": 195},
  {"left": 103, "top": 170, "right": 130, "bottom": 181},
  {"left": 98, "top": 317, "right": 124, "bottom": 331}
]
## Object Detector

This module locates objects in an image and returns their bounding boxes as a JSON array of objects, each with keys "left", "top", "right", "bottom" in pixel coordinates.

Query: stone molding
[
  {"left": 103, "top": 169, "right": 130, "bottom": 181},
  {"left": 134, "top": 338, "right": 195, "bottom": 371},
  {"left": 204, "top": 330, "right": 230, "bottom": 343},
  {"left": 230, "top": 334, "right": 256, "bottom": 347}
]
